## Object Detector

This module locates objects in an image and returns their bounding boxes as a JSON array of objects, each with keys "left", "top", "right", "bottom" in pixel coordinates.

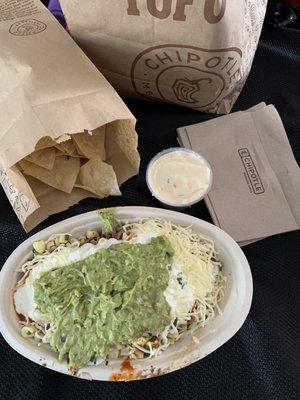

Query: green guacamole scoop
[{"left": 34, "top": 236, "right": 173, "bottom": 369}]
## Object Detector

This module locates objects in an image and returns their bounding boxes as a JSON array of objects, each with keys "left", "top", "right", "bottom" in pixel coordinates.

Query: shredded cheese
[{"left": 125, "top": 218, "right": 226, "bottom": 328}]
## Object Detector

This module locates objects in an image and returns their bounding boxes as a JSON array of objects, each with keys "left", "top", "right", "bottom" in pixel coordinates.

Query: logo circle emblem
[
  {"left": 9, "top": 19, "right": 47, "bottom": 36},
  {"left": 131, "top": 45, "right": 241, "bottom": 110}
]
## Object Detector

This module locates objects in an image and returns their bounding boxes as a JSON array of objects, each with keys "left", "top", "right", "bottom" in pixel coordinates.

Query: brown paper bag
[
  {"left": 59, "top": 0, "right": 267, "bottom": 114},
  {"left": 0, "top": 0, "right": 140, "bottom": 231}
]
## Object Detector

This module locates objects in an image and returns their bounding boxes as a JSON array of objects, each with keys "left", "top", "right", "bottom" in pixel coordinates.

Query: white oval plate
[{"left": 0, "top": 207, "right": 252, "bottom": 381}]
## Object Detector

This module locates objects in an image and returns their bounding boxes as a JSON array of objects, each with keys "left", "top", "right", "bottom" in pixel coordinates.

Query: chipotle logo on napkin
[
  {"left": 0, "top": 0, "right": 140, "bottom": 231},
  {"left": 59, "top": 0, "right": 267, "bottom": 114},
  {"left": 238, "top": 148, "right": 265, "bottom": 195}
]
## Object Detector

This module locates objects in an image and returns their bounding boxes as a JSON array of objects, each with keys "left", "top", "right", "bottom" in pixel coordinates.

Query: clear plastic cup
[{"left": 146, "top": 147, "right": 213, "bottom": 209}]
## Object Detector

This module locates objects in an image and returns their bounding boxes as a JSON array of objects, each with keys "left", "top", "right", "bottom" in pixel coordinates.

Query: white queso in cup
[{"left": 146, "top": 148, "right": 212, "bottom": 208}]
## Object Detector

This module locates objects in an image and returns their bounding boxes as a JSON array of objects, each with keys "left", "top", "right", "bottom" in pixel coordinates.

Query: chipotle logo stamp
[
  {"left": 9, "top": 19, "right": 47, "bottom": 36},
  {"left": 131, "top": 45, "right": 242, "bottom": 110},
  {"left": 238, "top": 148, "right": 265, "bottom": 195}
]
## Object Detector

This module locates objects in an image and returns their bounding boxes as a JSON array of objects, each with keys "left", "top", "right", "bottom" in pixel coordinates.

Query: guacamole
[
  {"left": 34, "top": 236, "right": 173, "bottom": 369},
  {"left": 98, "top": 208, "right": 121, "bottom": 237}
]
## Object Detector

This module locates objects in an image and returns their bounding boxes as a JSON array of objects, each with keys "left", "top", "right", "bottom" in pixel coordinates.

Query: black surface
[{"left": 1, "top": 19, "right": 300, "bottom": 400}]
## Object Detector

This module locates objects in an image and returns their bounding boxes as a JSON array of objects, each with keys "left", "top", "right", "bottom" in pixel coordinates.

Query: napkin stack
[{"left": 177, "top": 103, "right": 300, "bottom": 245}]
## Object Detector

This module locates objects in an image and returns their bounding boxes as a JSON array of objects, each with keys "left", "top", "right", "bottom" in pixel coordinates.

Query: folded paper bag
[{"left": 0, "top": 0, "right": 140, "bottom": 231}]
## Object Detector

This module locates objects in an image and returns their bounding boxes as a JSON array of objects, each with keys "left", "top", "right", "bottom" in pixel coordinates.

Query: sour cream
[{"left": 146, "top": 148, "right": 212, "bottom": 207}]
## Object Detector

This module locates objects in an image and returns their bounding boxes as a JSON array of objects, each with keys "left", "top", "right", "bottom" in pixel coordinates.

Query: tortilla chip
[
  {"left": 70, "top": 148, "right": 83, "bottom": 158},
  {"left": 26, "top": 175, "right": 53, "bottom": 198},
  {"left": 55, "top": 148, "right": 65, "bottom": 156},
  {"left": 25, "top": 148, "right": 56, "bottom": 170},
  {"left": 35, "top": 137, "right": 57, "bottom": 150},
  {"left": 19, "top": 156, "right": 80, "bottom": 193},
  {"left": 35, "top": 136, "right": 76, "bottom": 156},
  {"left": 72, "top": 141, "right": 85, "bottom": 157},
  {"left": 72, "top": 126, "right": 106, "bottom": 160},
  {"left": 55, "top": 139, "right": 76, "bottom": 156},
  {"left": 17, "top": 160, "right": 26, "bottom": 172},
  {"left": 75, "top": 156, "right": 120, "bottom": 198}
]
